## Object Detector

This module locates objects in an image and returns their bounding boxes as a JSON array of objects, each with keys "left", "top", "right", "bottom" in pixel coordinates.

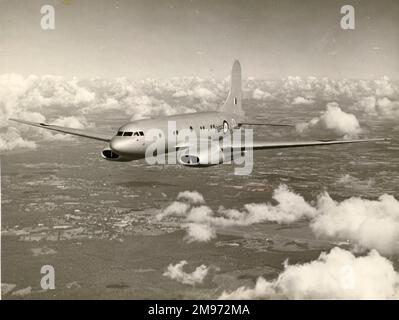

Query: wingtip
[{"left": 9, "top": 118, "right": 26, "bottom": 124}]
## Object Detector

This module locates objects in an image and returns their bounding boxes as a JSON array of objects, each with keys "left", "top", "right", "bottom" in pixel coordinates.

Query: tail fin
[{"left": 221, "top": 60, "right": 244, "bottom": 115}]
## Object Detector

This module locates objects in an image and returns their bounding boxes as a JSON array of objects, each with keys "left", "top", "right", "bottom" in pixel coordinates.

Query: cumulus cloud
[
  {"left": 160, "top": 186, "right": 399, "bottom": 254},
  {"left": 311, "top": 193, "right": 399, "bottom": 255},
  {"left": 248, "top": 75, "right": 398, "bottom": 122},
  {"left": 157, "top": 186, "right": 317, "bottom": 242},
  {"left": 123, "top": 95, "right": 180, "bottom": 120},
  {"left": 220, "top": 247, "right": 399, "bottom": 299},
  {"left": 355, "top": 96, "right": 399, "bottom": 120},
  {"left": 197, "top": 185, "right": 316, "bottom": 226},
  {"left": 182, "top": 186, "right": 317, "bottom": 228},
  {"left": 192, "top": 87, "right": 218, "bottom": 101},
  {"left": 156, "top": 201, "right": 190, "bottom": 221},
  {"left": 241, "top": 185, "right": 317, "bottom": 224},
  {"left": 184, "top": 223, "right": 216, "bottom": 243},
  {"left": 177, "top": 190, "right": 205, "bottom": 204},
  {"left": 36, "top": 116, "right": 94, "bottom": 141},
  {"left": 158, "top": 186, "right": 318, "bottom": 242},
  {"left": 228, "top": 188, "right": 399, "bottom": 254},
  {"left": 50, "top": 116, "right": 91, "bottom": 129},
  {"left": 1, "top": 74, "right": 220, "bottom": 151},
  {"left": 291, "top": 96, "right": 314, "bottom": 105},
  {"left": 374, "top": 77, "right": 396, "bottom": 98},
  {"left": 356, "top": 96, "right": 378, "bottom": 115},
  {"left": 252, "top": 88, "right": 272, "bottom": 100},
  {"left": 296, "top": 103, "right": 362, "bottom": 138},
  {"left": 0, "top": 74, "right": 94, "bottom": 116},
  {"left": 163, "top": 260, "right": 210, "bottom": 286},
  {"left": 376, "top": 97, "right": 399, "bottom": 119},
  {"left": 0, "top": 74, "right": 96, "bottom": 149},
  {"left": 0, "top": 127, "right": 37, "bottom": 152}
]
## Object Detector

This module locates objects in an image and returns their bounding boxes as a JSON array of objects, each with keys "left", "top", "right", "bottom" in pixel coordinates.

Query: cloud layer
[
  {"left": 296, "top": 103, "right": 362, "bottom": 138},
  {"left": 159, "top": 186, "right": 399, "bottom": 255},
  {"left": 220, "top": 247, "right": 399, "bottom": 300},
  {"left": 2, "top": 73, "right": 397, "bottom": 151},
  {"left": 311, "top": 193, "right": 399, "bottom": 255},
  {"left": 163, "top": 260, "right": 210, "bottom": 286},
  {"left": 0, "top": 74, "right": 98, "bottom": 151}
]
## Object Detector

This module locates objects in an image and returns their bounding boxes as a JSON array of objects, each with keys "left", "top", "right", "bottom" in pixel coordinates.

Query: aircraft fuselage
[{"left": 108, "top": 111, "right": 245, "bottom": 160}]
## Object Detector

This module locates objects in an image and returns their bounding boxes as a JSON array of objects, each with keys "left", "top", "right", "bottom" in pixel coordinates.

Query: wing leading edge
[
  {"left": 9, "top": 118, "right": 112, "bottom": 142},
  {"left": 10, "top": 119, "right": 390, "bottom": 150},
  {"left": 238, "top": 122, "right": 294, "bottom": 128},
  {"left": 228, "top": 138, "right": 390, "bottom": 150}
]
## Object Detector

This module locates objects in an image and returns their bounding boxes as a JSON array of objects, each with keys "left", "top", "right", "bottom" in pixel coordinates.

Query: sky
[{"left": 0, "top": 0, "right": 398, "bottom": 79}]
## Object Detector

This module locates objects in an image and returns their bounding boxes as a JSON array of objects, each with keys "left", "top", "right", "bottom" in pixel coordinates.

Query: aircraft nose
[{"left": 110, "top": 137, "right": 131, "bottom": 155}]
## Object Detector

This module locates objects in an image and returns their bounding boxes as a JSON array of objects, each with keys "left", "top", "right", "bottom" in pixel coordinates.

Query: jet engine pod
[
  {"left": 101, "top": 148, "right": 132, "bottom": 162},
  {"left": 178, "top": 148, "right": 224, "bottom": 167},
  {"left": 179, "top": 154, "right": 200, "bottom": 166}
]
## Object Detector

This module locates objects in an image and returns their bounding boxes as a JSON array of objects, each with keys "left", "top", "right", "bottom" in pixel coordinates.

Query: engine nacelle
[
  {"left": 101, "top": 148, "right": 132, "bottom": 162},
  {"left": 178, "top": 148, "right": 224, "bottom": 167}
]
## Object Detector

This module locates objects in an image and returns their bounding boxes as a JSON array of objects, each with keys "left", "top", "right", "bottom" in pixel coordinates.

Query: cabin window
[
  {"left": 139, "top": 131, "right": 144, "bottom": 136},
  {"left": 133, "top": 132, "right": 139, "bottom": 136},
  {"left": 176, "top": 130, "right": 179, "bottom": 135},
  {"left": 117, "top": 131, "right": 123, "bottom": 136},
  {"left": 123, "top": 132, "right": 133, "bottom": 136}
]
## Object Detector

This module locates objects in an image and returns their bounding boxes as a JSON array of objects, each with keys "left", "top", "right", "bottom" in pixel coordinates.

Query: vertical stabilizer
[{"left": 221, "top": 60, "right": 244, "bottom": 115}]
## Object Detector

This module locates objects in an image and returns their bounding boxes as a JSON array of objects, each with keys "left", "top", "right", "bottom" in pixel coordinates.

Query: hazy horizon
[{"left": 0, "top": 0, "right": 398, "bottom": 80}]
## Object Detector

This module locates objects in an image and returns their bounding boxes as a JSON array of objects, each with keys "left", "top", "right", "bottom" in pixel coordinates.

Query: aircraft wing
[
  {"left": 238, "top": 122, "right": 294, "bottom": 127},
  {"left": 9, "top": 118, "right": 112, "bottom": 142},
  {"left": 228, "top": 138, "right": 390, "bottom": 150}
]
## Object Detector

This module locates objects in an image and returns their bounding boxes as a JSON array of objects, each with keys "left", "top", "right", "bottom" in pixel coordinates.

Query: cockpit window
[{"left": 117, "top": 130, "right": 144, "bottom": 137}]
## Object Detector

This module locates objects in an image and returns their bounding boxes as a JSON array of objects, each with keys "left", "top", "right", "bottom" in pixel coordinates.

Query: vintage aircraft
[{"left": 10, "top": 60, "right": 389, "bottom": 167}]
